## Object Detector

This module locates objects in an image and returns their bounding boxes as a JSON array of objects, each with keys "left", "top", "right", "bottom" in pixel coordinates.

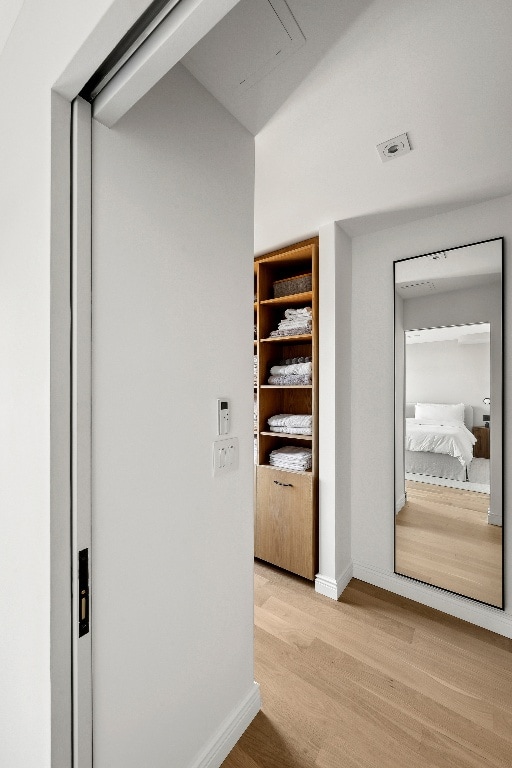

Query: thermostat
[{"left": 217, "top": 399, "right": 230, "bottom": 435}]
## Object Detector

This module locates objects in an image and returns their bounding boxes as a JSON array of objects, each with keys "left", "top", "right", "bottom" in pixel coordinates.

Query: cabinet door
[{"left": 255, "top": 466, "right": 316, "bottom": 580}]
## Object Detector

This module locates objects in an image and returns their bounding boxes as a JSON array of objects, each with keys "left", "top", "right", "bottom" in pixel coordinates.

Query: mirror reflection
[{"left": 394, "top": 239, "right": 503, "bottom": 608}]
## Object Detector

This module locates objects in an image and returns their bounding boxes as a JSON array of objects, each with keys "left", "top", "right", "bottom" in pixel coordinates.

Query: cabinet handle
[{"left": 273, "top": 480, "right": 293, "bottom": 487}]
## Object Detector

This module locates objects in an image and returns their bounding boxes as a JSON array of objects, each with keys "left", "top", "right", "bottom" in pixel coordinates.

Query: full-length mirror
[{"left": 394, "top": 239, "right": 503, "bottom": 608}]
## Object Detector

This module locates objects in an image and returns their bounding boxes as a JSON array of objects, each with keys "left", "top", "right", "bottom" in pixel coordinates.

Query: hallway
[{"left": 223, "top": 561, "right": 512, "bottom": 767}]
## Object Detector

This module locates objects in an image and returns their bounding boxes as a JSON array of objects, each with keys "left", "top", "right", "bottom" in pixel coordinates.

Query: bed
[{"left": 405, "top": 402, "right": 476, "bottom": 482}]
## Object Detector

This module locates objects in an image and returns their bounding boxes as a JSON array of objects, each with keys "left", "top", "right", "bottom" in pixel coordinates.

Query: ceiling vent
[
  {"left": 396, "top": 280, "right": 436, "bottom": 298},
  {"left": 182, "top": 0, "right": 305, "bottom": 99},
  {"left": 401, "top": 280, "right": 435, "bottom": 292},
  {"left": 377, "top": 133, "right": 411, "bottom": 162}
]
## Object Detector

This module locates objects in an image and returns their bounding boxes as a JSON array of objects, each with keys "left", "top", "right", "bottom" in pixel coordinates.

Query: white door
[
  {"left": 75, "top": 63, "right": 255, "bottom": 768},
  {"left": 71, "top": 96, "right": 93, "bottom": 768}
]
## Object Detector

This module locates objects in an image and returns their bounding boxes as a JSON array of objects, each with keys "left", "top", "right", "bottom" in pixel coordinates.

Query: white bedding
[{"left": 406, "top": 418, "right": 476, "bottom": 468}]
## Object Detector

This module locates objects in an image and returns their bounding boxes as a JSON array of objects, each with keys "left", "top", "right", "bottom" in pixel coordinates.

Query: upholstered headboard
[{"left": 405, "top": 403, "right": 473, "bottom": 429}]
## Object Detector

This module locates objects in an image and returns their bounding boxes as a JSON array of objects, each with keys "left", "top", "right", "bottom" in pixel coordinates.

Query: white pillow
[{"left": 415, "top": 402, "right": 464, "bottom": 423}]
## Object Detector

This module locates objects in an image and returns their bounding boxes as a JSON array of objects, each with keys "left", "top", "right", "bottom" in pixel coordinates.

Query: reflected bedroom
[{"left": 394, "top": 239, "right": 503, "bottom": 609}]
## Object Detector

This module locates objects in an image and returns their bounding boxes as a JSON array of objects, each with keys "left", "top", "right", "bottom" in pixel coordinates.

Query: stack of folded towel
[
  {"left": 269, "top": 446, "right": 313, "bottom": 471},
  {"left": 269, "top": 307, "right": 312, "bottom": 338},
  {"left": 268, "top": 359, "right": 312, "bottom": 385},
  {"left": 267, "top": 414, "right": 313, "bottom": 435},
  {"left": 254, "top": 355, "right": 258, "bottom": 387},
  {"left": 278, "top": 356, "right": 311, "bottom": 365}
]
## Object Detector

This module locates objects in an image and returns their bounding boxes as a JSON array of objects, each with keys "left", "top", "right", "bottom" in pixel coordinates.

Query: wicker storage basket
[{"left": 273, "top": 272, "right": 312, "bottom": 298}]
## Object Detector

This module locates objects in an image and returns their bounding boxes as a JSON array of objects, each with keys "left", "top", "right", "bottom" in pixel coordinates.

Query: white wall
[
  {"left": 350, "top": 194, "right": 511, "bottom": 636},
  {"left": 405, "top": 339, "right": 490, "bottom": 426},
  {"left": 317, "top": 222, "right": 352, "bottom": 597},
  {"left": 254, "top": 0, "right": 512, "bottom": 254},
  {"left": 91, "top": 62, "right": 256, "bottom": 767},
  {"left": 404, "top": 283, "right": 501, "bottom": 429},
  {"left": 0, "top": 1, "right": 155, "bottom": 765}
]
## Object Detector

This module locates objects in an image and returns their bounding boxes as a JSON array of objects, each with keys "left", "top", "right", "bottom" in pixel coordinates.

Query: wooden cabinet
[
  {"left": 473, "top": 426, "right": 490, "bottom": 459},
  {"left": 255, "top": 466, "right": 316, "bottom": 580},
  {"left": 254, "top": 237, "right": 318, "bottom": 580}
]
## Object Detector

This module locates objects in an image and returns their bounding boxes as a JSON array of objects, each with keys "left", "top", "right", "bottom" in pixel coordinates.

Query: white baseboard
[
  {"left": 395, "top": 493, "right": 406, "bottom": 514},
  {"left": 488, "top": 511, "right": 503, "bottom": 526},
  {"left": 191, "top": 682, "right": 261, "bottom": 768},
  {"left": 352, "top": 561, "right": 511, "bottom": 639},
  {"left": 315, "top": 562, "right": 353, "bottom": 600}
]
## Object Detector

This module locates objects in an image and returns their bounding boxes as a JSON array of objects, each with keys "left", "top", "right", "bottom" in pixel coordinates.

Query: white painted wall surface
[
  {"left": 317, "top": 222, "right": 352, "bottom": 597},
  {"left": 0, "top": 1, "right": 155, "bottom": 765},
  {"left": 406, "top": 339, "right": 491, "bottom": 426},
  {"left": 92, "top": 63, "right": 256, "bottom": 767},
  {"left": 254, "top": 0, "right": 512, "bottom": 254},
  {"left": 350, "top": 194, "right": 511, "bottom": 636}
]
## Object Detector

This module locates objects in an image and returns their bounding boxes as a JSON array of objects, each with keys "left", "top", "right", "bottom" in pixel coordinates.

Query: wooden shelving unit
[{"left": 253, "top": 237, "right": 318, "bottom": 581}]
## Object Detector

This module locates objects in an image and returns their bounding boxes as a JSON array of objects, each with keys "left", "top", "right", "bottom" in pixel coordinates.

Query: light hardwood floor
[
  {"left": 222, "top": 561, "right": 512, "bottom": 768},
  {"left": 396, "top": 480, "right": 502, "bottom": 607}
]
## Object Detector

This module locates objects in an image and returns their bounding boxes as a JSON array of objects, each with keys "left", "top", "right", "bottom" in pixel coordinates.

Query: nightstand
[{"left": 472, "top": 426, "right": 490, "bottom": 459}]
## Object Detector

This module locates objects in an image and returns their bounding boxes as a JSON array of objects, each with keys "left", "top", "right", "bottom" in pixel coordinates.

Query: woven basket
[{"left": 273, "top": 272, "right": 312, "bottom": 298}]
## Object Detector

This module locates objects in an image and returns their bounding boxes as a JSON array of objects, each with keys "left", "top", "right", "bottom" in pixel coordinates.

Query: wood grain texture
[
  {"left": 255, "top": 239, "right": 318, "bottom": 580},
  {"left": 473, "top": 426, "right": 491, "bottom": 459},
  {"left": 221, "top": 562, "right": 512, "bottom": 768},
  {"left": 255, "top": 466, "right": 315, "bottom": 580},
  {"left": 396, "top": 481, "right": 502, "bottom": 607}
]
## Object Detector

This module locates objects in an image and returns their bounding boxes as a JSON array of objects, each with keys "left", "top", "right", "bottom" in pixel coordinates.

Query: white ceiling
[
  {"left": 395, "top": 239, "right": 502, "bottom": 298},
  {"left": 250, "top": 0, "right": 512, "bottom": 251},
  {"left": 406, "top": 324, "right": 490, "bottom": 345},
  {"left": 0, "top": 0, "right": 24, "bottom": 58},
  {"left": 131, "top": 0, "right": 512, "bottom": 250},
  {"left": 182, "top": 0, "right": 374, "bottom": 134}
]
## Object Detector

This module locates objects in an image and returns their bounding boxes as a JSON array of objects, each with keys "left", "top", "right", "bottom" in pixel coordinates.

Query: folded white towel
[
  {"left": 268, "top": 414, "right": 312, "bottom": 428},
  {"left": 269, "top": 327, "right": 311, "bottom": 338},
  {"left": 270, "top": 446, "right": 313, "bottom": 459},
  {"left": 284, "top": 307, "right": 312, "bottom": 319},
  {"left": 270, "top": 362, "right": 312, "bottom": 376},
  {"left": 269, "top": 450, "right": 313, "bottom": 470},
  {"left": 277, "top": 319, "right": 311, "bottom": 328},
  {"left": 270, "top": 460, "right": 312, "bottom": 469},
  {"left": 269, "top": 426, "right": 312, "bottom": 434}
]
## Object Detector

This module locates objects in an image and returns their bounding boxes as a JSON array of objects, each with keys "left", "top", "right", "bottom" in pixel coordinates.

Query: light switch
[{"left": 213, "top": 437, "right": 239, "bottom": 476}]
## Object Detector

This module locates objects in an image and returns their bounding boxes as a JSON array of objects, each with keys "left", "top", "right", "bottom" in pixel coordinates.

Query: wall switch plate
[
  {"left": 213, "top": 437, "right": 239, "bottom": 476},
  {"left": 217, "top": 399, "right": 230, "bottom": 435}
]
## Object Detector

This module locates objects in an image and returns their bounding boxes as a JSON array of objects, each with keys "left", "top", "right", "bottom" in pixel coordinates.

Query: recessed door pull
[
  {"left": 78, "top": 548, "right": 90, "bottom": 637},
  {"left": 273, "top": 480, "right": 293, "bottom": 487}
]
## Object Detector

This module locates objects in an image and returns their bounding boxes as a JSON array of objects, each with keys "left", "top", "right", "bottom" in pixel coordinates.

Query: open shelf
[
  {"left": 260, "top": 291, "right": 312, "bottom": 306},
  {"left": 260, "top": 431, "right": 312, "bottom": 440},
  {"left": 260, "top": 385, "right": 312, "bottom": 389},
  {"left": 254, "top": 237, "right": 318, "bottom": 581},
  {"left": 260, "top": 334, "right": 312, "bottom": 343},
  {"left": 258, "top": 463, "right": 312, "bottom": 475}
]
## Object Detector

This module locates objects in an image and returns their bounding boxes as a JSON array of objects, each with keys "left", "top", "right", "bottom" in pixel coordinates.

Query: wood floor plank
[
  {"left": 260, "top": 595, "right": 498, "bottom": 731},
  {"left": 396, "top": 481, "right": 502, "bottom": 606},
  {"left": 221, "top": 562, "right": 512, "bottom": 768},
  {"left": 343, "top": 580, "right": 512, "bottom": 659}
]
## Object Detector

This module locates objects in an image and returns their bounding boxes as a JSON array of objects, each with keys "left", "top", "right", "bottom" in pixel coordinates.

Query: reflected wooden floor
[
  {"left": 396, "top": 480, "right": 502, "bottom": 607},
  {"left": 222, "top": 561, "right": 512, "bottom": 768}
]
